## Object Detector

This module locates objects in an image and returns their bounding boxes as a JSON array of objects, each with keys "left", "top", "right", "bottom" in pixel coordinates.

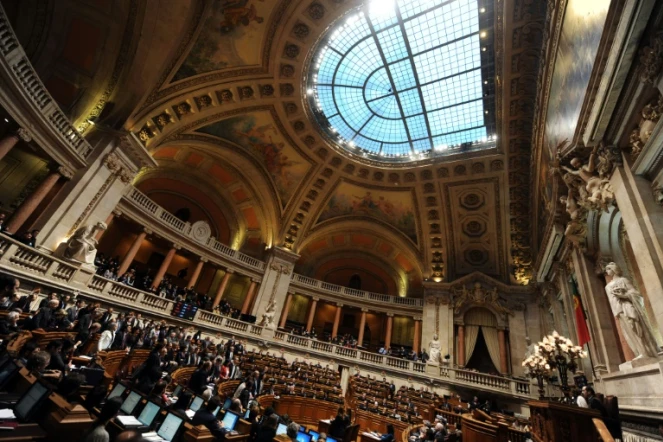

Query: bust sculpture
[
  {"left": 428, "top": 334, "right": 441, "bottom": 365},
  {"left": 259, "top": 300, "right": 277, "bottom": 329},
  {"left": 604, "top": 262, "right": 660, "bottom": 359},
  {"left": 63, "top": 222, "right": 107, "bottom": 265}
]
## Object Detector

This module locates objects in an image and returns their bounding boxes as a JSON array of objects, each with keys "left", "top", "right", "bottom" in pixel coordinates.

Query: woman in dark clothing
[
  {"left": 255, "top": 414, "right": 279, "bottom": 442},
  {"left": 380, "top": 425, "right": 395, "bottom": 442}
]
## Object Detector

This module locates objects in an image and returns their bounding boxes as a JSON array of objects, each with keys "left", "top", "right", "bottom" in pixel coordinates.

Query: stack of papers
[
  {"left": 185, "top": 409, "right": 195, "bottom": 419},
  {"left": 117, "top": 415, "right": 142, "bottom": 426},
  {"left": 0, "top": 409, "right": 16, "bottom": 419},
  {"left": 142, "top": 432, "right": 164, "bottom": 442}
]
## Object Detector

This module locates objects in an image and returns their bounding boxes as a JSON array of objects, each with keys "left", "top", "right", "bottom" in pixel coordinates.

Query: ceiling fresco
[
  {"left": 195, "top": 110, "right": 312, "bottom": 207},
  {"left": 316, "top": 181, "right": 419, "bottom": 244},
  {"left": 172, "top": 0, "right": 277, "bottom": 82},
  {"left": 10, "top": 0, "right": 621, "bottom": 295}
]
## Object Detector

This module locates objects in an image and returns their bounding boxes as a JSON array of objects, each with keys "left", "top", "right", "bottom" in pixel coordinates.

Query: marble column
[
  {"left": 306, "top": 297, "right": 318, "bottom": 332},
  {"left": 5, "top": 169, "right": 62, "bottom": 234},
  {"left": 498, "top": 328, "right": 508, "bottom": 374},
  {"left": 385, "top": 314, "right": 394, "bottom": 349},
  {"left": 357, "top": 309, "right": 367, "bottom": 347},
  {"left": 413, "top": 318, "right": 422, "bottom": 353},
  {"left": 572, "top": 248, "right": 622, "bottom": 373},
  {"left": 213, "top": 270, "right": 233, "bottom": 308},
  {"left": 188, "top": 258, "right": 207, "bottom": 289},
  {"left": 241, "top": 280, "right": 258, "bottom": 315},
  {"left": 332, "top": 304, "right": 342, "bottom": 338},
  {"left": 153, "top": 245, "right": 178, "bottom": 288},
  {"left": 457, "top": 325, "right": 466, "bottom": 366},
  {"left": 117, "top": 230, "right": 148, "bottom": 276},
  {"left": 279, "top": 292, "right": 293, "bottom": 328},
  {"left": 0, "top": 129, "right": 30, "bottom": 162}
]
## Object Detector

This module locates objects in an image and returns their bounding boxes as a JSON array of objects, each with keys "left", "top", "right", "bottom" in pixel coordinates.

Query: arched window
[{"left": 349, "top": 274, "right": 362, "bottom": 290}]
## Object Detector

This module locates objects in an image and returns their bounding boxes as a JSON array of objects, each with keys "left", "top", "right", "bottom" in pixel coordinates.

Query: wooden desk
[
  {"left": 273, "top": 396, "right": 339, "bottom": 428},
  {"left": 360, "top": 431, "right": 382, "bottom": 442},
  {"left": 0, "top": 423, "right": 47, "bottom": 441}
]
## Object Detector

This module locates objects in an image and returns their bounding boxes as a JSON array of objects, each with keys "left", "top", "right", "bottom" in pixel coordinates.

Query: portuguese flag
[{"left": 571, "top": 282, "right": 591, "bottom": 347}]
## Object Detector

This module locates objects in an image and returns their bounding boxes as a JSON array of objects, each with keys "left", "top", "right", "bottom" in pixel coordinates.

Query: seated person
[
  {"left": 191, "top": 396, "right": 229, "bottom": 439},
  {"left": 0, "top": 310, "right": 20, "bottom": 335},
  {"left": 286, "top": 422, "right": 300, "bottom": 442},
  {"left": 229, "top": 398, "right": 243, "bottom": 414},
  {"left": 82, "top": 397, "right": 123, "bottom": 442}
]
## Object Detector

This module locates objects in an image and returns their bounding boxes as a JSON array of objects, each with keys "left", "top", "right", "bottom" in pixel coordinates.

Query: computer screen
[
  {"left": 120, "top": 391, "right": 141, "bottom": 414},
  {"left": 172, "top": 385, "right": 183, "bottom": 397},
  {"left": 190, "top": 396, "right": 204, "bottom": 412},
  {"left": 327, "top": 436, "right": 338, "bottom": 442},
  {"left": 14, "top": 382, "right": 49, "bottom": 421},
  {"left": 157, "top": 413, "right": 183, "bottom": 442},
  {"left": 244, "top": 408, "right": 250, "bottom": 419},
  {"left": 222, "top": 398, "right": 232, "bottom": 410},
  {"left": 108, "top": 383, "right": 126, "bottom": 400},
  {"left": 296, "top": 431, "right": 312, "bottom": 442},
  {"left": 221, "top": 411, "right": 239, "bottom": 431},
  {"left": 213, "top": 406, "right": 221, "bottom": 417},
  {"left": 276, "top": 423, "right": 287, "bottom": 435},
  {"left": 309, "top": 430, "right": 320, "bottom": 442},
  {"left": 300, "top": 426, "right": 306, "bottom": 432},
  {"left": 0, "top": 360, "right": 18, "bottom": 389},
  {"left": 138, "top": 401, "right": 160, "bottom": 426}
]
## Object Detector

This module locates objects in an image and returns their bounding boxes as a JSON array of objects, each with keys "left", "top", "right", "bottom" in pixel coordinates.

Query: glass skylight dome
[{"left": 306, "top": 0, "right": 496, "bottom": 161}]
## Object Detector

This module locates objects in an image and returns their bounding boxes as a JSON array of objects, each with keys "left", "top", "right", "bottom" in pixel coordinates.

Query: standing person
[
  {"left": 329, "top": 408, "right": 350, "bottom": 440},
  {"left": 135, "top": 344, "right": 166, "bottom": 394},
  {"left": 98, "top": 322, "right": 118, "bottom": 351}
]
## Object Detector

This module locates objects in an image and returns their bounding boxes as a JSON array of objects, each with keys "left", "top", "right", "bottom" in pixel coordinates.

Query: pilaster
[
  {"left": 34, "top": 128, "right": 155, "bottom": 252},
  {"left": 422, "top": 283, "right": 453, "bottom": 365},
  {"left": 251, "top": 246, "right": 299, "bottom": 325}
]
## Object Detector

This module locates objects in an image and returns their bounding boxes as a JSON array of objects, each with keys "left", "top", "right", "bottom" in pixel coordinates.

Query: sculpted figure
[
  {"left": 260, "top": 300, "right": 277, "bottom": 329},
  {"left": 562, "top": 145, "right": 614, "bottom": 211},
  {"left": 428, "top": 334, "right": 441, "bottom": 365},
  {"left": 604, "top": 263, "right": 660, "bottom": 359},
  {"left": 63, "top": 222, "right": 107, "bottom": 265}
]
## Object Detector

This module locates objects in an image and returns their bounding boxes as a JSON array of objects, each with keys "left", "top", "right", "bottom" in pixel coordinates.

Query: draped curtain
[
  {"left": 463, "top": 308, "right": 500, "bottom": 370},
  {"left": 464, "top": 325, "right": 480, "bottom": 363},
  {"left": 481, "top": 326, "right": 502, "bottom": 373}
]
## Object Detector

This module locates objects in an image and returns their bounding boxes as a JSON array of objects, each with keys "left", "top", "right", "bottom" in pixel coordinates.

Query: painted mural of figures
[
  {"left": 604, "top": 263, "right": 660, "bottom": 359},
  {"left": 220, "top": 0, "right": 265, "bottom": 33}
]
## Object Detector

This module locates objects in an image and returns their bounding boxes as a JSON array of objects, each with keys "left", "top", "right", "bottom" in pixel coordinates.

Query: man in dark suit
[
  {"left": 66, "top": 299, "right": 85, "bottom": 323},
  {"left": 14, "top": 292, "right": 38, "bottom": 313},
  {"left": 110, "top": 326, "right": 126, "bottom": 350},
  {"left": 192, "top": 397, "right": 229, "bottom": 439},
  {"left": 28, "top": 299, "right": 59, "bottom": 330},
  {"left": 189, "top": 361, "right": 212, "bottom": 395}
]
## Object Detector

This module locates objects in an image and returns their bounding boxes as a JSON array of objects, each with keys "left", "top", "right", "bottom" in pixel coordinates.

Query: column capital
[
  {"left": 287, "top": 290, "right": 295, "bottom": 295},
  {"left": 142, "top": 227, "right": 153, "bottom": 235},
  {"left": 112, "top": 209, "right": 123, "bottom": 217},
  {"left": 57, "top": 165, "right": 75, "bottom": 180},
  {"left": 225, "top": 269, "right": 235, "bottom": 275},
  {"left": 16, "top": 128, "right": 32, "bottom": 143},
  {"left": 171, "top": 243, "right": 182, "bottom": 250},
  {"left": 199, "top": 257, "right": 209, "bottom": 263},
  {"left": 361, "top": 308, "right": 369, "bottom": 313},
  {"left": 386, "top": 312, "right": 394, "bottom": 317},
  {"left": 311, "top": 296, "right": 320, "bottom": 302},
  {"left": 413, "top": 316, "right": 422, "bottom": 321},
  {"left": 336, "top": 303, "right": 344, "bottom": 308}
]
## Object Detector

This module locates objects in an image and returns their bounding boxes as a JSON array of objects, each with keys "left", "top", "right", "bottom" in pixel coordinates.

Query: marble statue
[
  {"left": 259, "top": 300, "right": 277, "bottom": 329},
  {"left": 604, "top": 263, "right": 660, "bottom": 359},
  {"left": 428, "top": 334, "right": 441, "bottom": 365},
  {"left": 562, "top": 145, "right": 615, "bottom": 212},
  {"left": 63, "top": 222, "right": 107, "bottom": 265},
  {"left": 524, "top": 337, "right": 537, "bottom": 358}
]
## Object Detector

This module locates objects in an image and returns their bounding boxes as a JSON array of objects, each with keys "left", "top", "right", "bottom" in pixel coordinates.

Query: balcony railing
[
  {"left": 123, "top": 186, "right": 424, "bottom": 310},
  {"left": 0, "top": 234, "right": 532, "bottom": 400},
  {"left": 0, "top": 4, "right": 93, "bottom": 162}
]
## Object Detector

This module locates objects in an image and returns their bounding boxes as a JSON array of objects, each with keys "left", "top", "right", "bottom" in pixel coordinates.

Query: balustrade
[{"left": 0, "top": 234, "right": 531, "bottom": 400}]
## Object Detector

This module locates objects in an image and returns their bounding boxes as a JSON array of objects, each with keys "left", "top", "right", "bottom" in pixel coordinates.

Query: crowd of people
[{"left": 0, "top": 220, "right": 39, "bottom": 247}]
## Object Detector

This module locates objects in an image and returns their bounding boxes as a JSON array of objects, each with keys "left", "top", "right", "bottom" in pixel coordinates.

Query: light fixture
[
  {"left": 3, "top": 118, "right": 8, "bottom": 123},
  {"left": 482, "top": 47, "right": 487, "bottom": 52},
  {"left": 484, "top": 80, "right": 488, "bottom": 84},
  {"left": 480, "top": 7, "right": 486, "bottom": 13},
  {"left": 480, "top": 31, "right": 487, "bottom": 38},
  {"left": 485, "top": 110, "right": 489, "bottom": 114}
]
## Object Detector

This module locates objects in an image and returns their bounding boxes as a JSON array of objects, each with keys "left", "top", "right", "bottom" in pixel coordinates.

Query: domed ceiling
[{"left": 3, "top": 0, "right": 549, "bottom": 294}]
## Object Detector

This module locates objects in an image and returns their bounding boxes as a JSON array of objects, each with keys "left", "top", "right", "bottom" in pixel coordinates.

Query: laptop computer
[
  {"left": 189, "top": 396, "right": 204, "bottom": 412},
  {"left": 221, "top": 397, "right": 232, "bottom": 410},
  {"left": 108, "top": 383, "right": 127, "bottom": 400},
  {"left": 120, "top": 391, "right": 142, "bottom": 415},
  {"left": 142, "top": 412, "right": 183, "bottom": 442},
  {"left": 13, "top": 381, "right": 50, "bottom": 423},
  {"left": 277, "top": 423, "right": 287, "bottom": 435},
  {"left": 296, "top": 431, "right": 312, "bottom": 442},
  {"left": 221, "top": 411, "right": 239, "bottom": 431},
  {"left": 309, "top": 430, "right": 320, "bottom": 442}
]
